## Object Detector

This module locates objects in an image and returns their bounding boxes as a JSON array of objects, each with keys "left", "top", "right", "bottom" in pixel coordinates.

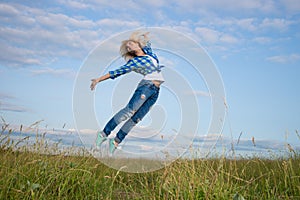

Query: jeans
[{"left": 103, "top": 79, "right": 160, "bottom": 143}]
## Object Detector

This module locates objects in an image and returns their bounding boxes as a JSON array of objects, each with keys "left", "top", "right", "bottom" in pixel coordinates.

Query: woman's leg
[
  {"left": 102, "top": 81, "right": 158, "bottom": 137},
  {"left": 114, "top": 87, "right": 159, "bottom": 143}
]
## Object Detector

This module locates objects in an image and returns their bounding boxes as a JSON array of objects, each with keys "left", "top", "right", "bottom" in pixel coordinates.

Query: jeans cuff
[
  {"left": 114, "top": 137, "right": 121, "bottom": 144},
  {"left": 102, "top": 130, "right": 108, "bottom": 137}
]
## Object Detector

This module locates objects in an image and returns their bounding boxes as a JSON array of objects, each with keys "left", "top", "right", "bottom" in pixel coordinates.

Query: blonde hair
[{"left": 119, "top": 31, "right": 150, "bottom": 61}]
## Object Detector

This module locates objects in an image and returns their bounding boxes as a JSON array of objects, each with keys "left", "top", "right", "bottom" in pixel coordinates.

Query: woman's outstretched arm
[{"left": 90, "top": 73, "right": 111, "bottom": 91}]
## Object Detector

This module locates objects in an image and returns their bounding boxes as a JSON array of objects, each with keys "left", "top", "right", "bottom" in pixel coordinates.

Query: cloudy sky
[{"left": 0, "top": 0, "right": 300, "bottom": 145}]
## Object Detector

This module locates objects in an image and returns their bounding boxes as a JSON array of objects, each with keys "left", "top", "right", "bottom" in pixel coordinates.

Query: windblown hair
[{"left": 119, "top": 31, "right": 150, "bottom": 61}]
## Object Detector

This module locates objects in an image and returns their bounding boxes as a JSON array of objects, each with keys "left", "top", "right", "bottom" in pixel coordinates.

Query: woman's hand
[
  {"left": 90, "top": 78, "right": 99, "bottom": 91},
  {"left": 90, "top": 73, "right": 111, "bottom": 91}
]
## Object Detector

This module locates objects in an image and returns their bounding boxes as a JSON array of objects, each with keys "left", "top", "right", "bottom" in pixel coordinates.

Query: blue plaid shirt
[{"left": 109, "top": 42, "right": 163, "bottom": 79}]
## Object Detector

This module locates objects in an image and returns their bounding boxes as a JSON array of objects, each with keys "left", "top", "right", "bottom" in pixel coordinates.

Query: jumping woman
[{"left": 90, "top": 31, "right": 164, "bottom": 154}]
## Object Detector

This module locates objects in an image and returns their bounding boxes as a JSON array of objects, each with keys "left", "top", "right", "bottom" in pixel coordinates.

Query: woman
[{"left": 90, "top": 31, "right": 164, "bottom": 154}]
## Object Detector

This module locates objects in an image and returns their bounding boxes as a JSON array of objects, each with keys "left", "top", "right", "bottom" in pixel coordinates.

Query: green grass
[{"left": 0, "top": 128, "right": 299, "bottom": 199}]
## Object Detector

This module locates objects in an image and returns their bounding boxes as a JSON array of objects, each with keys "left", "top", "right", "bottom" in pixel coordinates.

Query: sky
[{"left": 0, "top": 0, "right": 300, "bottom": 147}]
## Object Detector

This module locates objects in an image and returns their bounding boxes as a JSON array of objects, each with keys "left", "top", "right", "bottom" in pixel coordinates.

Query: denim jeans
[{"left": 103, "top": 79, "right": 160, "bottom": 143}]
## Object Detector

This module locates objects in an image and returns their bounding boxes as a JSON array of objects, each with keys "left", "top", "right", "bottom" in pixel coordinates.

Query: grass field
[{"left": 0, "top": 127, "right": 299, "bottom": 199}]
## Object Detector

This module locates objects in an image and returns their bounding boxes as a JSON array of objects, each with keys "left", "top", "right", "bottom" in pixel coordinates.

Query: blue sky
[{"left": 0, "top": 0, "right": 300, "bottom": 146}]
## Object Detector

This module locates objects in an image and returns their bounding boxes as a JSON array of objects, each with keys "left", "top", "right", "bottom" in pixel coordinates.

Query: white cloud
[
  {"left": 0, "top": 93, "right": 29, "bottom": 113},
  {"left": 0, "top": 1, "right": 298, "bottom": 70},
  {"left": 78, "top": 129, "right": 97, "bottom": 134},
  {"left": 0, "top": 93, "right": 15, "bottom": 99},
  {"left": 0, "top": 42, "right": 42, "bottom": 67},
  {"left": 184, "top": 90, "right": 211, "bottom": 98},
  {"left": 59, "top": 0, "right": 142, "bottom": 14},
  {"left": 0, "top": 102, "right": 28, "bottom": 113},
  {"left": 56, "top": 0, "right": 92, "bottom": 10},
  {"left": 279, "top": 0, "right": 300, "bottom": 13},
  {"left": 220, "top": 34, "right": 238, "bottom": 44},
  {"left": 195, "top": 27, "right": 220, "bottom": 44},
  {"left": 253, "top": 37, "right": 272, "bottom": 44},
  {"left": 266, "top": 54, "right": 300, "bottom": 63},
  {"left": 30, "top": 67, "right": 76, "bottom": 78},
  {"left": 57, "top": 0, "right": 279, "bottom": 16},
  {"left": 141, "top": 0, "right": 167, "bottom": 7},
  {"left": 0, "top": 3, "right": 19, "bottom": 16},
  {"left": 201, "top": 16, "right": 295, "bottom": 34},
  {"left": 97, "top": 18, "right": 140, "bottom": 28},
  {"left": 158, "top": 55, "right": 175, "bottom": 67},
  {"left": 0, "top": 2, "right": 145, "bottom": 69},
  {"left": 195, "top": 27, "right": 239, "bottom": 45},
  {"left": 235, "top": 18, "right": 257, "bottom": 32},
  {"left": 173, "top": 0, "right": 278, "bottom": 16},
  {"left": 260, "top": 18, "right": 294, "bottom": 31}
]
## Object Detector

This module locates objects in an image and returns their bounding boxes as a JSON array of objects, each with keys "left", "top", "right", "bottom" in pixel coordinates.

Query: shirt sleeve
[
  {"left": 142, "top": 41, "right": 153, "bottom": 55},
  {"left": 142, "top": 41, "right": 159, "bottom": 64},
  {"left": 109, "top": 59, "right": 135, "bottom": 79}
]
